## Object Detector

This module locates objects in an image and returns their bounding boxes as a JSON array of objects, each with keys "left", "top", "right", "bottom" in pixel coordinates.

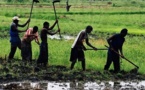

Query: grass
[
  {"left": 0, "top": 1, "right": 145, "bottom": 75},
  {"left": 1, "top": 2, "right": 145, "bottom": 35},
  {"left": 0, "top": 35, "right": 145, "bottom": 74}
]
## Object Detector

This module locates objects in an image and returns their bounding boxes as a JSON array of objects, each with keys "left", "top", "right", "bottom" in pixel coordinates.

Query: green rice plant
[
  {"left": 0, "top": 35, "right": 145, "bottom": 74},
  {"left": 1, "top": 1, "right": 145, "bottom": 75},
  {"left": 1, "top": 4, "right": 145, "bottom": 35}
]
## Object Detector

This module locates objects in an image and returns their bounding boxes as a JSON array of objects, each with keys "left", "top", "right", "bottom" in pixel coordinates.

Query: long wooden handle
[
  {"left": 27, "top": 1, "right": 34, "bottom": 29},
  {"left": 105, "top": 45, "right": 139, "bottom": 69},
  {"left": 86, "top": 48, "right": 108, "bottom": 50},
  {"left": 53, "top": 3, "right": 62, "bottom": 38}
]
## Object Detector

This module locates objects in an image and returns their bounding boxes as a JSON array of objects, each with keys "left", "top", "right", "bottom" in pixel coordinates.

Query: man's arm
[
  {"left": 33, "top": 32, "right": 40, "bottom": 45},
  {"left": 120, "top": 47, "right": 123, "bottom": 55},
  {"left": 35, "top": 38, "right": 40, "bottom": 45},
  {"left": 11, "top": 25, "right": 26, "bottom": 33},
  {"left": 107, "top": 35, "right": 114, "bottom": 46},
  {"left": 119, "top": 42, "right": 125, "bottom": 58},
  {"left": 49, "top": 20, "right": 58, "bottom": 30},
  {"left": 107, "top": 34, "right": 117, "bottom": 48},
  {"left": 18, "top": 18, "right": 30, "bottom": 27},
  {"left": 85, "top": 38, "right": 97, "bottom": 50},
  {"left": 47, "top": 28, "right": 60, "bottom": 35}
]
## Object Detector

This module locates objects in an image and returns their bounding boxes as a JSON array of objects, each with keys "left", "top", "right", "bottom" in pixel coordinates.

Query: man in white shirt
[{"left": 70, "top": 25, "right": 97, "bottom": 71}]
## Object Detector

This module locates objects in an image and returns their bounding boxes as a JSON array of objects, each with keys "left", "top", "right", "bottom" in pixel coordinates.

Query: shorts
[{"left": 70, "top": 47, "right": 85, "bottom": 62}]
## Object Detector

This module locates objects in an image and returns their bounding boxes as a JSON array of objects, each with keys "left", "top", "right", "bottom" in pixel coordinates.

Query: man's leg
[
  {"left": 78, "top": 49, "right": 85, "bottom": 71},
  {"left": 113, "top": 55, "right": 120, "bottom": 73},
  {"left": 70, "top": 60, "right": 76, "bottom": 70},
  {"left": 24, "top": 42, "right": 32, "bottom": 63},
  {"left": 44, "top": 43, "right": 48, "bottom": 67},
  {"left": 82, "top": 60, "right": 85, "bottom": 71},
  {"left": 37, "top": 42, "right": 48, "bottom": 67},
  {"left": 104, "top": 53, "right": 112, "bottom": 70},
  {"left": 70, "top": 48, "right": 77, "bottom": 70},
  {"left": 21, "top": 41, "right": 31, "bottom": 63},
  {"left": 29, "top": 44, "right": 32, "bottom": 62},
  {"left": 8, "top": 44, "right": 17, "bottom": 60},
  {"left": 17, "top": 43, "right": 21, "bottom": 50},
  {"left": 37, "top": 43, "right": 42, "bottom": 66}
]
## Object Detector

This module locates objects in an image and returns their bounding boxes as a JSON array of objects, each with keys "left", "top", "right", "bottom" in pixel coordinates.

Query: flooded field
[{"left": 0, "top": 81, "right": 145, "bottom": 90}]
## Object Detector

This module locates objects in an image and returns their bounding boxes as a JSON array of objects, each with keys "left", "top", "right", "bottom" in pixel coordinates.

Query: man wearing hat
[{"left": 8, "top": 16, "right": 30, "bottom": 62}]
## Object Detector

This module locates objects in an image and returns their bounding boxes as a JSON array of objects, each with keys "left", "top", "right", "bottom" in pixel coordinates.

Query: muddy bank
[{"left": 0, "top": 58, "right": 145, "bottom": 84}]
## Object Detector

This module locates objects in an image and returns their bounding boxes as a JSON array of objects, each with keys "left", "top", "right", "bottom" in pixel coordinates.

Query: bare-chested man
[{"left": 37, "top": 20, "right": 60, "bottom": 67}]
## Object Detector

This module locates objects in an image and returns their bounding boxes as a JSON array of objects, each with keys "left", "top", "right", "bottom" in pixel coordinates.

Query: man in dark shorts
[
  {"left": 21, "top": 26, "right": 40, "bottom": 63},
  {"left": 37, "top": 20, "right": 60, "bottom": 67},
  {"left": 70, "top": 25, "right": 97, "bottom": 71},
  {"left": 104, "top": 28, "right": 128, "bottom": 73},
  {"left": 8, "top": 16, "right": 30, "bottom": 62}
]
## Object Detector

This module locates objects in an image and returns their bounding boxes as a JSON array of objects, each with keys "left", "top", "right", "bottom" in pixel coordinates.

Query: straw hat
[{"left": 12, "top": 16, "right": 20, "bottom": 21}]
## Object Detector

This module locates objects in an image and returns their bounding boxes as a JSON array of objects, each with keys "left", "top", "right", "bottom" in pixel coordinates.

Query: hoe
[
  {"left": 105, "top": 45, "right": 139, "bottom": 73},
  {"left": 53, "top": 0, "right": 62, "bottom": 38},
  {"left": 27, "top": 0, "right": 39, "bottom": 28}
]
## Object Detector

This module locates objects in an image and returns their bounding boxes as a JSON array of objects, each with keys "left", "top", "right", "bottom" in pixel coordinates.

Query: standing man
[
  {"left": 8, "top": 16, "right": 30, "bottom": 62},
  {"left": 37, "top": 20, "right": 60, "bottom": 67},
  {"left": 21, "top": 26, "right": 40, "bottom": 63},
  {"left": 104, "top": 28, "right": 128, "bottom": 73},
  {"left": 70, "top": 25, "right": 97, "bottom": 71}
]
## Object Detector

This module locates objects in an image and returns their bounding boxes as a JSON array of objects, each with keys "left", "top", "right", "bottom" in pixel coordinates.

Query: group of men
[
  {"left": 8, "top": 16, "right": 128, "bottom": 73},
  {"left": 69, "top": 25, "right": 128, "bottom": 73},
  {"left": 8, "top": 16, "right": 60, "bottom": 67}
]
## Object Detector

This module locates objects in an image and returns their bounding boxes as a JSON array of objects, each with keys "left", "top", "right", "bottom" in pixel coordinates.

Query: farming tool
[
  {"left": 104, "top": 45, "right": 139, "bottom": 73},
  {"left": 53, "top": 0, "right": 62, "bottom": 38},
  {"left": 66, "top": 0, "right": 71, "bottom": 12},
  {"left": 86, "top": 48, "right": 108, "bottom": 50},
  {"left": 27, "top": 0, "right": 39, "bottom": 28}
]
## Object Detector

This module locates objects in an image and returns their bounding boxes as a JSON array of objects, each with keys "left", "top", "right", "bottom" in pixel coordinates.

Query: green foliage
[
  {"left": 7, "top": 0, "right": 12, "bottom": 2},
  {"left": 0, "top": 36, "right": 145, "bottom": 74},
  {"left": 1, "top": 3, "right": 145, "bottom": 36},
  {"left": 0, "top": 1, "right": 145, "bottom": 75}
]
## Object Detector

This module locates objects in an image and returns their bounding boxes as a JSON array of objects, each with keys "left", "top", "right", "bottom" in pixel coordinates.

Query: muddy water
[
  {"left": 48, "top": 34, "right": 75, "bottom": 40},
  {"left": 48, "top": 34, "right": 96, "bottom": 40},
  {"left": 0, "top": 81, "right": 145, "bottom": 90}
]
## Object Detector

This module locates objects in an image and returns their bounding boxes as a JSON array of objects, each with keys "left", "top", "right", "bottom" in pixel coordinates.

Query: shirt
[
  {"left": 110, "top": 34, "right": 125, "bottom": 50},
  {"left": 10, "top": 22, "right": 21, "bottom": 44},
  {"left": 71, "top": 30, "right": 88, "bottom": 48}
]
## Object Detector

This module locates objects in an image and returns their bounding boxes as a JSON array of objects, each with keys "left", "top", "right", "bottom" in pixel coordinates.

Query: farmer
[
  {"left": 21, "top": 26, "right": 40, "bottom": 63},
  {"left": 70, "top": 25, "right": 97, "bottom": 71},
  {"left": 8, "top": 16, "right": 30, "bottom": 62},
  {"left": 104, "top": 28, "right": 128, "bottom": 73},
  {"left": 37, "top": 20, "right": 60, "bottom": 67}
]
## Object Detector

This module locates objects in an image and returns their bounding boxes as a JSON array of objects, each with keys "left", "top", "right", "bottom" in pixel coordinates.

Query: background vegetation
[
  {"left": 0, "top": 0, "right": 145, "bottom": 74},
  {"left": 1, "top": 0, "right": 145, "bottom": 35}
]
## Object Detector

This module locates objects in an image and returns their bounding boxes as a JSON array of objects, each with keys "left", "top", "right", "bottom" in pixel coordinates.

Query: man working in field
[
  {"left": 8, "top": 16, "right": 30, "bottom": 62},
  {"left": 104, "top": 28, "right": 128, "bottom": 73},
  {"left": 21, "top": 26, "right": 40, "bottom": 63},
  {"left": 70, "top": 25, "right": 97, "bottom": 71},
  {"left": 37, "top": 20, "right": 60, "bottom": 67}
]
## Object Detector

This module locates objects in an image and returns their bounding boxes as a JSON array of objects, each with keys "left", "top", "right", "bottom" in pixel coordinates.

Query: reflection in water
[
  {"left": 47, "top": 82, "right": 69, "bottom": 90},
  {"left": 70, "top": 81, "right": 84, "bottom": 90},
  {"left": 48, "top": 34, "right": 75, "bottom": 40},
  {"left": 0, "top": 81, "right": 145, "bottom": 90}
]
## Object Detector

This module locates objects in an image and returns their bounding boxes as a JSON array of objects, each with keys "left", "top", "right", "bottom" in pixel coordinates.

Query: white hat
[{"left": 12, "top": 16, "right": 20, "bottom": 21}]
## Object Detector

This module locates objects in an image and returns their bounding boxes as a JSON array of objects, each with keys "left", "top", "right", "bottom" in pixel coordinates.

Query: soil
[
  {"left": 0, "top": 58, "right": 145, "bottom": 89},
  {"left": 0, "top": 58, "right": 145, "bottom": 83}
]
